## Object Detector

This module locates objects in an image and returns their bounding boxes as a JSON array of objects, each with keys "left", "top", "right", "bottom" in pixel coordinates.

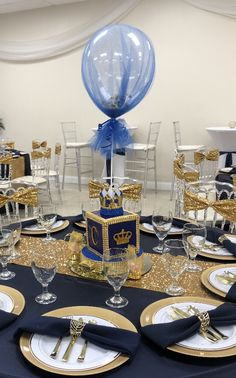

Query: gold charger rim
[
  {"left": 20, "top": 305, "right": 137, "bottom": 376},
  {"left": 74, "top": 221, "right": 86, "bottom": 229},
  {"left": 139, "top": 217, "right": 189, "bottom": 236},
  {"left": 139, "top": 295, "right": 236, "bottom": 358},
  {"left": 0, "top": 285, "right": 25, "bottom": 315},
  {"left": 21, "top": 220, "right": 70, "bottom": 235},
  {"left": 198, "top": 234, "right": 236, "bottom": 261},
  {"left": 200, "top": 263, "right": 236, "bottom": 298}
]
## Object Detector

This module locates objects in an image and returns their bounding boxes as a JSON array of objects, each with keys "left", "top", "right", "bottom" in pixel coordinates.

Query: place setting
[{"left": 201, "top": 264, "right": 236, "bottom": 300}]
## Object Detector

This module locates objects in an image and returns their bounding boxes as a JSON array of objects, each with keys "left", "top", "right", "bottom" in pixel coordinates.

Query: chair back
[
  {"left": 173, "top": 121, "right": 181, "bottom": 148},
  {"left": 194, "top": 148, "right": 219, "bottom": 181},
  {"left": 31, "top": 148, "right": 51, "bottom": 179},
  {"left": 0, "top": 154, "right": 14, "bottom": 184},
  {"left": 146, "top": 122, "right": 161, "bottom": 147},
  {"left": 0, "top": 186, "right": 38, "bottom": 218},
  {"left": 53, "top": 143, "right": 61, "bottom": 172},
  {"left": 32, "top": 140, "right": 47, "bottom": 150},
  {"left": 61, "top": 122, "right": 77, "bottom": 143},
  {"left": 184, "top": 180, "right": 236, "bottom": 232}
]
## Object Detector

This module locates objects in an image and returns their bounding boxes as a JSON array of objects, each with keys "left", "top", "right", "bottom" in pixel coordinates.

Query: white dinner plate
[
  {"left": 140, "top": 223, "right": 183, "bottom": 235},
  {"left": 23, "top": 220, "right": 64, "bottom": 231},
  {"left": 208, "top": 266, "right": 236, "bottom": 294},
  {"left": 195, "top": 234, "right": 236, "bottom": 261}
]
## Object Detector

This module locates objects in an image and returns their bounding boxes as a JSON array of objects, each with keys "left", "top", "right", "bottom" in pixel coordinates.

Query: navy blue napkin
[
  {"left": 15, "top": 316, "right": 140, "bottom": 358},
  {"left": 0, "top": 309, "right": 17, "bottom": 330},
  {"left": 226, "top": 283, "right": 236, "bottom": 303},
  {"left": 206, "top": 227, "right": 236, "bottom": 256},
  {"left": 141, "top": 303, "right": 236, "bottom": 349}
]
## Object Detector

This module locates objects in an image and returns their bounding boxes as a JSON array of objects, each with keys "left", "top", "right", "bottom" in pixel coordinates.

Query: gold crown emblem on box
[
  {"left": 113, "top": 229, "right": 132, "bottom": 245},
  {"left": 100, "top": 186, "right": 123, "bottom": 209}
]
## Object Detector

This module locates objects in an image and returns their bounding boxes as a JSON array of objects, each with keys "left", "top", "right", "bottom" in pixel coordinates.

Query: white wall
[{"left": 1, "top": 0, "right": 236, "bottom": 184}]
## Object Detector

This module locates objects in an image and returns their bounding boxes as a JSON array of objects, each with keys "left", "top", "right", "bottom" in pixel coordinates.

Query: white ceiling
[{"left": 0, "top": 0, "right": 87, "bottom": 14}]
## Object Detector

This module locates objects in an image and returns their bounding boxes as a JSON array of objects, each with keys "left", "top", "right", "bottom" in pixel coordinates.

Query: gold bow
[
  {"left": 55, "top": 143, "right": 61, "bottom": 155},
  {"left": 173, "top": 158, "right": 199, "bottom": 183},
  {"left": 88, "top": 180, "right": 142, "bottom": 201},
  {"left": 194, "top": 149, "right": 219, "bottom": 165},
  {"left": 0, "top": 187, "right": 38, "bottom": 208},
  {"left": 5, "top": 141, "right": 15, "bottom": 149},
  {"left": 0, "top": 154, "right": 14, "bottom": 164},
  {"left": 32, "top": 140, "right": 48, "bottom": 150},
  {"left": 184, "top": 190, "right": 236, "bottom": 222},
  {"left": 31, "top": 148, "right": 51, "bottom": 160}
]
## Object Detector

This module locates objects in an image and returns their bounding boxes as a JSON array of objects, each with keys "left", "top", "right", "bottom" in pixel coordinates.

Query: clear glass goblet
[
  {"left": 123, "top": 199, "right": 142, "bottom": 217},
  {"left": 31, "top": 247, "right": 57, "bottom": 304},
  {"left": 103, "top": 247, "right": 130, "bottom": 308},
  {"left": 0, "top": 228, "right": 15, "bottom": 280},
  {"left": 152, "top": 209, "right": 173, "bottom": 253},
  {"left": 161, "top": 239, "right": 188, "bottom": 296},
  {"left": 182, "top": 223, "right": 206, "bottom": 272},
  {"left": 81, "top": 199, "right": 100, "bottom": 221},
  {"left": 38, "top": 204, "right": 57, "bottom": 243},
  {"left": 1, "top": 215, "right": 22, "bottom": 259}
]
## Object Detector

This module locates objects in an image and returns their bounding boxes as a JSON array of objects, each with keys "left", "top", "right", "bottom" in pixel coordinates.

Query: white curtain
[
  {"left": 185, "top": 0, "right": 236, "bottom": 18},
  {"left": 0, "top": 0, "right": 140, "bottom": 62}
]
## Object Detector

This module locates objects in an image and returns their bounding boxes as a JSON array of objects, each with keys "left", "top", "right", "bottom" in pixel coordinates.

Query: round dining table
[{"left": 206, "top": 126, "right": 236, "bottom": 151}]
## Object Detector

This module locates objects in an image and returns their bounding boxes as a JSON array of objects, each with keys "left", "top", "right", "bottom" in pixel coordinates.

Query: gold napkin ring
[
  {"left": 218, "top": 235, "right": 227, "bottom": 244},
  {"left": 197, "top": 312, "right": 210, "bottom": 333}
]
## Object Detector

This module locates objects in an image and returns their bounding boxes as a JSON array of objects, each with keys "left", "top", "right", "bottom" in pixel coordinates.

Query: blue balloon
[{"left": 82, "top": 24, "right": 155, "bottom": 118}]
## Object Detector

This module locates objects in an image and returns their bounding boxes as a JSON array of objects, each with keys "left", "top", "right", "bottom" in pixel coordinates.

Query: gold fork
[
  {"left": 62, "top": 318, "right": 84, "bottom": 362},
  {"left": 188, "top": 305, "right": 228, "bottom": 340},
  {"left": 77, "top": 319, "right": 97, "bottom": 362}
]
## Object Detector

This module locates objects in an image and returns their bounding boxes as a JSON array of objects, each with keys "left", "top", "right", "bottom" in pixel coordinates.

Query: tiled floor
[{"left": 53, "top": 184, "right": 174, "bottom": 217}]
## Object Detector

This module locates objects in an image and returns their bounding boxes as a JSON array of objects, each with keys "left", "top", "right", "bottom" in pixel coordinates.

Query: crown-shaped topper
[
  {"left": 100, "top": 184, "right": 123, "bottom": 209},
  {"left": 113, "top": 229, "right": 132, "bottom": 245}
]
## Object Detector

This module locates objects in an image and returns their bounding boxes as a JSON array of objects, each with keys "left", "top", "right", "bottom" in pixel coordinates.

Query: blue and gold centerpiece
[{"left": 80, "top": 180, "right": 143, "bottom": 279}]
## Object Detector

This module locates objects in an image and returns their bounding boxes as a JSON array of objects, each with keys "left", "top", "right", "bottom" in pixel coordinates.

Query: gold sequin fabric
[{"left": 15, "top": 236, "right": 219, "bottom": 298}]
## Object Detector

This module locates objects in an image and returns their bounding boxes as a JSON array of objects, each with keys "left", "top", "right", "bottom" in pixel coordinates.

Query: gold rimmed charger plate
[
  {"left": 0, "top": 285, "right": 25, "bottom": 315},
  {"left": 139, "top": 296, "right": 236, "bottom": 358},
  {"left": 197, "top": 234, "right": 236, "bottom": 261},
  {"left": 20, "top": 305, "right": 137, "bottom": 376},
  {"left": 74, "top": 221, "right": 86, "bottom": 229},
  {"left": 201, "top": 263, "right": 236, "bottom": 299},
  {"left": 21, "top": 220, "right": 69, "bottom": 235},
  {"left": 139, "top": 217, "right": 193, "bottom": 236}
]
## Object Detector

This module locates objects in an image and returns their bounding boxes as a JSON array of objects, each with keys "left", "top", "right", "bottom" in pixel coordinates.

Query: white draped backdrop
[{"left": 0, "top": 0, "right": 140, "bottom": 62}]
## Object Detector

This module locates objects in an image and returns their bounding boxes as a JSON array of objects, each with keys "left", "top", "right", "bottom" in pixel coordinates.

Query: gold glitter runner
[{"left": 14, "top": 236, "right": 220, "bottom": 299}]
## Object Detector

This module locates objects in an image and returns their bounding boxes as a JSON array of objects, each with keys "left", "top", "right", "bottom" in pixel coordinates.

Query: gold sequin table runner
[{"left": 15, "top": 236, "right": 220, "bottom": 299}]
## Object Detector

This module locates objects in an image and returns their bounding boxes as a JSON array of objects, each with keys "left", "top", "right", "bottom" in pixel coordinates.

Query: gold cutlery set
[
  {"left": 50, "top": 318, "right": 95, "bottom": 363},
  {"left": 217, "top": 271, "right": 236, "bottom": 285},
  {"left": 171, "top": 305, "right": 228, "bottom": 343}
]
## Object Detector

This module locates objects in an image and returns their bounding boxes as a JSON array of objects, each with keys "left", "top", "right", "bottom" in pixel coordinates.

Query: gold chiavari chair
[
  {"left": 0, "top": 154, "right": 14, "bottom": 189},
  {"left": 47, "top": 143, "right": 62, "bottom": 201}
]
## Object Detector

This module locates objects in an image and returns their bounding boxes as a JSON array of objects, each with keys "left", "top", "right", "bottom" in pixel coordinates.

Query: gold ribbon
[
  {"left": 5, "top": 141, "right": 15, "bottom": 149},
  {"left": 0, "top": 187, "right": 38, "bottom": 208},
  {"left": 0, "top": 154, "right": 14, "bottom": 164},
  {"left": 194, "top": 149, "right": 219, "bottom": 165},
  {"left": 88, "top": 180, "right": 142, "bottom": 201},
  {"left": 32, "top": 140, "right": 48, "bottom": 150},
  {"left": 184, "top": 189, "right": 236, "bottom": 222},
  {"left": 173, "top": 158, "right": 199, "bottom": 183},
  {"left": 31, "top": 148, "right": 51, "bottom": 160},
  {"left": 55, "top": 143, "right": 61, "bottom": 155}
]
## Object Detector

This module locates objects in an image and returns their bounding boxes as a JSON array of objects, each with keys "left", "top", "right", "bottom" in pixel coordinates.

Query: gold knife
[{"left": 62, "top": 318, "right": 84, "bottom": 362}]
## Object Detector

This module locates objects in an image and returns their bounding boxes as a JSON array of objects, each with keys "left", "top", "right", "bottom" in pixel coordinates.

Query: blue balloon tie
[{"left": 90, "top": 118, "right": 133, "bottom": 157}]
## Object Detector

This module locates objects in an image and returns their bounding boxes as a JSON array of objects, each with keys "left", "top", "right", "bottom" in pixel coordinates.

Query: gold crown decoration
[
  {"left": 100, "top": 185, "right": 123, "bottom": 209},
  {"left": 113, "top": 228, "right": 132, "bottom": 245}
]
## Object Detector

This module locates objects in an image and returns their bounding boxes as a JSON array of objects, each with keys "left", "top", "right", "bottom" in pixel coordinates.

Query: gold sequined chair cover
[
  {"left": 0, "top": 186, "right": 38, "bottom": 218},
  {"left": 172, "top": 154, "right": 199, "bottom": 217},
  {"left": 194, "top": 148, "right": 219, "bottom": 180},
  {"left": 184, "top": 180, "right": 236, "bottom": 232}
]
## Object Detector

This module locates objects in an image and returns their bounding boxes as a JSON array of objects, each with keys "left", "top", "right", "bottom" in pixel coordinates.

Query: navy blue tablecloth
[{"left": 2, "top": 263, "right": 236, "bottom": 378}]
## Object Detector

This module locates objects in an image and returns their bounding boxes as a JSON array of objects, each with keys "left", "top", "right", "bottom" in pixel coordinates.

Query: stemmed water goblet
[
  {"left": 182, "top": 223, "right": 206, "bottom": 272},
  {"left": 31, "top": 246, "right": 57, "bottom": 304},
  {"left": 103, "top": 247, "right": 130, "bottom": 308},
  {"left": 152, "top": 209, "right": 173, "bottom": 253},
  {"left": 0, "top": 228, "right": 15, "bottom": 280},
  {"left": 81, "top": 199, "right": 100, "bottom": 221},
  {"left": 161, "top": 239, "right": 188, "bottom": 296},
  {"left": 38, "top": 204, "right": 57, "bottom": 243},
  {"left": 1, "top": 215, "right": 22, "bottom": 259}
]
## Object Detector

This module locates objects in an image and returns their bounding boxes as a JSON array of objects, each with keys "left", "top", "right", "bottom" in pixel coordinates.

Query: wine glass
[
  {"left": 1, "top": 215, "right": 22, "bottom": 259},
  {"left": 0, "top": 228, "right": 15, "bottom": 280},
  {"left": 123, "top": 199, "right": 142, "bottom": 217},
  {"left": 31, "top": 246, "right": 57, "bottom": 304},
  {"left": 103, "top": 247, "right": 130, "bottom": 308},
  {"left": 161, "top": 239, "right": 188, "bottom": 296},
  {"left": 152, "top": 209, "right": 173, "bottom": 253},
  {"left": 182, "top": 223, "right": 206, "bottom": 272},
  {"left": 38, "top": 204, "right": 57, "bottom": 243},
  {"left": 81, "top": 199, "right": 100, "bottom": 221}
]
